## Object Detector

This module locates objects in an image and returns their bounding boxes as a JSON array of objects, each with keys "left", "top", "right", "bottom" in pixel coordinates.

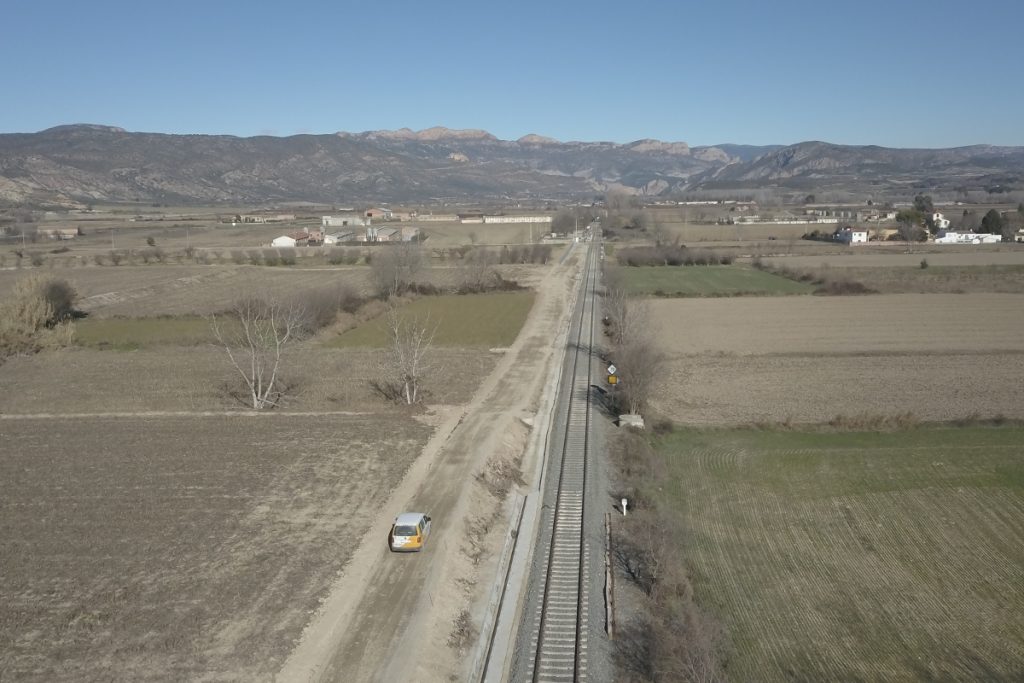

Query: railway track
[{"left": 524, "top": 242, "right": 600, "bottom": 682}]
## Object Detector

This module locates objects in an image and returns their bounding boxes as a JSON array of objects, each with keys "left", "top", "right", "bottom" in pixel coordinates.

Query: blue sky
[{"left": 3, "top": 0, "right": 1021, "bottom": 147}]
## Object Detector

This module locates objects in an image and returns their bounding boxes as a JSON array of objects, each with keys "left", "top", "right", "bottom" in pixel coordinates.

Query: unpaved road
[{"left": 277, "top": 247, "right": 585, "bottom": 682}]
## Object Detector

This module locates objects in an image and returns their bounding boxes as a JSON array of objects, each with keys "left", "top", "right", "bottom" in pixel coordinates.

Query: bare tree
[
  {"left": 897, "top": 221, "right": 925, "bottom": 251},
  {"left": 603, "top": 267, "right": 643, "bottom": 347},
  {"left": 615, "top": 333, "right": 664, "bottom": 415},
  {"left": 381, "top": 305, "right": 436, "bottom": 405},
  {"left": 602, "top": 271, "right": 664, "bottom": 416},
  {"left": 370, "top": 242, "right": 426, "bottom": 298},
  {"left": 455, "top": 247, "right": 500, "bottom": 293},
  {"left": 210, "top": 294, "right": 307, "bottom": 409}
]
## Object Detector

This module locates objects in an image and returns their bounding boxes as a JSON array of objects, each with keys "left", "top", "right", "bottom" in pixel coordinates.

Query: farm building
[
  {"left": 37, "top": 227, "right": 82, "bottom": 240},
  {"left": 322, "top": 213, "right": 369, "bottom": 228},
  {"left": 835, "top": 226, "right": 868, "bottom": 244},
  {"left": 374, "top": 227, "right": 400, "bottom": 242},
  {"left": 271, "top": 231, "right": 311, "bottom": 247},
  {"left": 364, "top": 207, "right": 393, "bottom": 219},
  {"left": 934, "top": 230, "right": 1001, "bottom": 245},
  {"left": 482, "top": 215, "right": 553, "bottom": 224},
  {"left": 323, "top": 231, "right": 358, "bottom": 245}
]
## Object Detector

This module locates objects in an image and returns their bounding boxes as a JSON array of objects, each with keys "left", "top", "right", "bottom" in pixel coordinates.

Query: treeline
[{"left": 616, "top": 244, "right": 734, "bottom": 267}]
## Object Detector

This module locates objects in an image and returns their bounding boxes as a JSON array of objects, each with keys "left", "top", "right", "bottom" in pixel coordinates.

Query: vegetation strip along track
[{"left": 527, "top": 244, "right": 598, "bottom": 682}]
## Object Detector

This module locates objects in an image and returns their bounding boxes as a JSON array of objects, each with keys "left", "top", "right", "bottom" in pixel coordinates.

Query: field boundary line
[{"left": 0, "top": 410, "right": 375, "bottom": 420}]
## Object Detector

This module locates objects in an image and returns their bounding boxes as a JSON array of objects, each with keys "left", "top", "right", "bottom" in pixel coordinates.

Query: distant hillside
[
  {"left": 696, "top": 141, "right": 1024, "bottom": 194},
  {"left": 0, "top": 125, "right": 1020, "bottom": 207}
]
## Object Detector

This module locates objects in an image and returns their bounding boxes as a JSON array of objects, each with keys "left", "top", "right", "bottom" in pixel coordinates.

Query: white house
[
  {"left": 271, "top": 235, "right": 297, "bottom": 248},
  {"left": 932, "top": 212, "right": 951, "bottom": 229},
  {"left": 835, "top": 226, "right": 868, "bottom": 244}
]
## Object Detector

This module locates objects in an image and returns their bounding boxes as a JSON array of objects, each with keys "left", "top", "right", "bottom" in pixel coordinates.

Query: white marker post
[{"left": 621, "top": 498, "right": 628, "bottom": 517}]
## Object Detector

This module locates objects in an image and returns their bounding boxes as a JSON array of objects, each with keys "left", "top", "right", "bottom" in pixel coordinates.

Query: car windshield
[{"left": 394, "top": 525, "right": 418, "bottom": 537}]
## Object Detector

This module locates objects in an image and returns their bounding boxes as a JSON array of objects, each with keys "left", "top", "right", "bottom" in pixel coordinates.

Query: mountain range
[{"left": 0, "top": 124, "right": 1021, "bottom": 207}]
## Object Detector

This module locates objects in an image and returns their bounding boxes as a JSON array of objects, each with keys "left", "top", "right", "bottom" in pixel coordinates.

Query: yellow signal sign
[{"left": 607, "top": 374, "right": 618, "bottom": 385}]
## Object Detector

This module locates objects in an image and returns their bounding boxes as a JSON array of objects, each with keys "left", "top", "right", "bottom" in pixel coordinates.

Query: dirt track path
[{"left": 276, "top": 248, "right": 584, "bottom": 682}]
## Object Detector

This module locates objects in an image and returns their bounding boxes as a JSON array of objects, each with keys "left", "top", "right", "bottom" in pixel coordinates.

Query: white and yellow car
[{"left": 389, "top": 512, "right": 432, "bottom": 552}]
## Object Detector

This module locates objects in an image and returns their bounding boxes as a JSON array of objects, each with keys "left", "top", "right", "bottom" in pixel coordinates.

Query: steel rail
[{"left": 527, "top": 243, "right": 599, "bottom": 683}]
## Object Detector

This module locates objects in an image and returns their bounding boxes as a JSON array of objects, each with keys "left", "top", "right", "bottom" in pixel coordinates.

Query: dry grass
[
  {"left": 0, "top": 346, "right": 498, "bottom": 414},
  {"left": 759, "top": 248, "right": 1024, "bottom": 269},
  {"left": 0, "top": 415, "right": 432, "bottom": 681},
  {"left": 0, "top": 261, "right": 550, "bottom": 318},
  {"left": 810, "top": 264, "right": 1024, "bottom": 294}
]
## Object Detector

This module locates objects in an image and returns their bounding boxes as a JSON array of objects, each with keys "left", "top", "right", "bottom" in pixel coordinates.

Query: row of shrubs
[
  {"left": 1, "top": 247, "right": 371, "bottom": 269},
  {"left": 616, "top": 245, "right": 734, "bottom": 267},
  {"left": 5, "top": 244, "right": 557, "bottom": 269},
  {"left": 610, "top": 428, "right": 729, "bottom": 681},
  {"left": 751, "top": 257, "right": 876, "bottom": 295}
]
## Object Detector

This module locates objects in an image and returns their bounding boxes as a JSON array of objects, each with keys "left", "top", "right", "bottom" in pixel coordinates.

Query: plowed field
[
  {"left": 648, "top": 293, "right": 1024, "bottom": 423},
  {"left": 0, "top": 415, "right": 431, "bottom": 681}
]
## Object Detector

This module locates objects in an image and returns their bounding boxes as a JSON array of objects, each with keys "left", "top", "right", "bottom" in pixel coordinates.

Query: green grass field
[
  {"left": 74, "top": 316, "right": 221, "bottom": 349},
  {"left": 325, "top": 291, "right": 535, "bottom": 348},
  {"left": 615, "top": 265, "right": 813, "bottom": 296},
  {"left": 653, "top": 425, "right": 1024, "bottom": 681}
]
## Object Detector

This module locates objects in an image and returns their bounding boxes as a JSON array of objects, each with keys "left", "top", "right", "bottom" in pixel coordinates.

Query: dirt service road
[{"left": 277, "top": 246, "right": 586, "bottom": 682}]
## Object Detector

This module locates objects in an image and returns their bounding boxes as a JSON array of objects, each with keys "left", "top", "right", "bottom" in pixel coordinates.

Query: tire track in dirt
[{"left": 274, "top": 252, "right": 584, "bottom": 683}]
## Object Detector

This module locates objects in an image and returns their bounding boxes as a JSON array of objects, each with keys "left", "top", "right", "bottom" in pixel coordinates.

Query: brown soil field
[
  {"left": 653, "top": 353, "right": 1024, "bottom": 424},
  {"left": 0, "top": 346, "right": 498, "bottom": 414},
  {"left": 647, "top": 294, "right": 1024, "bottom": 424},
  {"left": 648, "top": 294, "right": 1024, "bottom": 356},
  {"left": 0, "top": 414, "right": 432, "bottom": 681}
]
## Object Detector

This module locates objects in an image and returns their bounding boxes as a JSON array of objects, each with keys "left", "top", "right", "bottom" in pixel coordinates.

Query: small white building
[
  {"left": 932, "top": 212, "right": 951, "bottom": 229},
  {"left": 835, "top": 226, "right": 868, "bottom": 244},
  {"left": 271, "top": 235, "right": 297, "bottom": 248}
]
